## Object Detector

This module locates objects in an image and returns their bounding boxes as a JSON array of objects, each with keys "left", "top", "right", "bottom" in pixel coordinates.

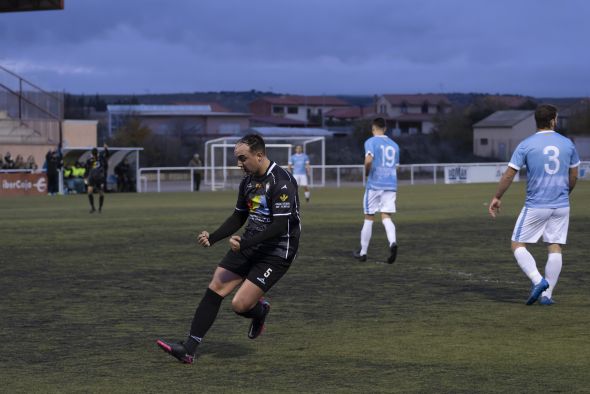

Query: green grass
[{"left": 1, "top": 183, "right": 590, "bottom": 393}]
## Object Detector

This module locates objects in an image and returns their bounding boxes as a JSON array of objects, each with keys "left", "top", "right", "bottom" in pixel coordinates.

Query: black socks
[{"left": 187, "top": 288, "right": 224, "bottom": 354}]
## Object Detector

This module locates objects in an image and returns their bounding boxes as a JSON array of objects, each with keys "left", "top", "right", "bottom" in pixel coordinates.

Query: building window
[
  {"left": 272, "top": 106, "right": 284, "bottom": 114},
  {"left": 421, "top": 102, "right": 428, "bottom": 114},
  {"left": 401, "top": 103, "right": 408, "bottom": 113},
  {"left": 287, "top": 106, "right": 298, "bottom": 114},
  {"left": 480, "top": 138, "right": 488, "bottom": 145},
  {"left": 379, "top": 104, "right": 387, "bottom": 114}
]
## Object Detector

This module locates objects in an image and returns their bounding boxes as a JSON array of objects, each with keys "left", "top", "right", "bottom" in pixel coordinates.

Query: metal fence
[{"left": 136, "top": 162, "right": 589, "bottom": 193}]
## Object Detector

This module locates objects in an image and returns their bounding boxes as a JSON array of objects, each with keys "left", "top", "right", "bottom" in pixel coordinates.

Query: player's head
[
  {"left": 372, "top": 117, "right": 386, "bottom": 135},
  {"left": 235, "top": 134, "right": 267, "bottom": 175},
  {"left": 91, "top": 147, "right": 98, "bottom": 157},
  {"left": 535, "top": 104, "right": 558, "bottom": 130},
  {"left": 295, "top": 145, "right": 303, "bottom": 154}
]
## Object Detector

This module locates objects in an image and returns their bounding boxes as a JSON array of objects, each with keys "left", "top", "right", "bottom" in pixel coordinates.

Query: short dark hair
[
  {"left": 91, "top": 148, "right": 98, "bottom": 156},
  {"left": 237, "top": 134, "right": 266, "bottom": 154},
  {"left": 535, "top": 104, "right": 558, "bottom": 129},
  {"left": 372, "top": 117, "right": 386, "bottom": 130}
]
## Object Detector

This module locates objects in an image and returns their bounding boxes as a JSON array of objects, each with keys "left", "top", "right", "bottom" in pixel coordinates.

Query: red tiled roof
[
  {"left": 256, "top": 95, "right": 350, "bottom": 107},
  {"left": 382, "top": 94, "right": 451, "bottom": 106}
]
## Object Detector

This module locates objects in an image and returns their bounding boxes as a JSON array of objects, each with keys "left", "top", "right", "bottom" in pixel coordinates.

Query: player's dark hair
[
  {"left": 91, "top": 148, "right": 98, "bottom": 156},
  {"left": 372, "top": 117, "right": 386, "bottom": 130},
  {"left": 237, "top": 134, "right": 266, "bottom": 154},
  {"left": 535, "top": 104, "right": 558, "bottom": 129}
]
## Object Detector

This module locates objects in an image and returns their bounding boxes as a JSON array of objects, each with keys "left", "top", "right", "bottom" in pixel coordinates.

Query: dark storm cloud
[{"left": 1, "top": 0, "right": 589, "bottom": 96}]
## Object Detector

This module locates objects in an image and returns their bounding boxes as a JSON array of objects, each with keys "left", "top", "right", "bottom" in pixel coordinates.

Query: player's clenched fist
[
  {"left": 229, "top": 235, "right": 241, "bottom": 252},
  {"left": 197, "top": 231, "right": 210, "bottom": 247}
]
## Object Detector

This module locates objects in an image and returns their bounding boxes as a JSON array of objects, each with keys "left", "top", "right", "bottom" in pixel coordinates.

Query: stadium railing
[{"left": 136, "top": 162, "right": 589, "bottom": 193}]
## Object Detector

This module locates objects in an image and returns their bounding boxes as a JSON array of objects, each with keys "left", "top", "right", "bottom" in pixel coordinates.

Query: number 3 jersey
[
  {"left": 509, "top": 130, "right": 580, "bottom": 208},
  {"left": 235, "top": 161, "right": 301, "bottom": 260},
  {"left": 364, "top": 135, "right": 400, "bottom": 191}
]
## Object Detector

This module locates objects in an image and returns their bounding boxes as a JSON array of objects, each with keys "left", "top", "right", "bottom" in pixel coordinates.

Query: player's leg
[
  {"left": 380, "top": 191, "right": 397, "bottom": 264},
  {"left": 98, "top": 180, "right": 105, "bottom": 213},
  {"left": 354, "top": 190, "right": 377, "bottom": 260},
  {"left": 540, "top": 207, "right": 569, "bottom": 304},
  {"left": 87, "top": 184, "right": 95, "bottom": 213},
  {"left": 232, "top": 280, "right": 268, "bottom": 339},
  {"left": 234, "top": 257, "right": 290, "bottom": 339},
  {"left": 186, "top": 267, "right": 243, "bottom": 348},
  {"left": 157, "top": 250, "right": 248, "bottom": 364},
  {"left": 511, "top": 207, "right": 551, "bottom": 304},
  {"left": 301, "top": 175, "right": 310, "bottom": 202}
]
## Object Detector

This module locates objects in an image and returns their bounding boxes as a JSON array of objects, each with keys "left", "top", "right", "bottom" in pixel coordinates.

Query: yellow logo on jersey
[{"left": 279, "top": 194, "right": 288, "bottom": 202}]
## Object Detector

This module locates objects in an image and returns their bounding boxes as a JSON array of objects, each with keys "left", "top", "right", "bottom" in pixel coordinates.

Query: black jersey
[
  {"left": 86, "top": 148, "right": 109, "bottom": 177},
  {"left": 235, "top": 161, "right": 301, "bottom": 260}
]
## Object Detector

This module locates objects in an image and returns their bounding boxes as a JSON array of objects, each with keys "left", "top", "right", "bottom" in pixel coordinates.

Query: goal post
[{"left": 204, "top": 136, "right": 325, "bottom": 191}]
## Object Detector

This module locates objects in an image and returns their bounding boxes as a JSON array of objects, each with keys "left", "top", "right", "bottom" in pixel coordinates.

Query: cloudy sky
[{"left": 1, "top": 0, "right": 589, "bottom": 97}]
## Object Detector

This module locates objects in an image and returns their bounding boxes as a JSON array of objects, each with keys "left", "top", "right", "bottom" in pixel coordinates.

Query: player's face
[
  {"left": 295, "top": 146, "right": 303, "bottom": 154},
  {"left": 235, "top": 143, "right": 261, "bottom": 175}
]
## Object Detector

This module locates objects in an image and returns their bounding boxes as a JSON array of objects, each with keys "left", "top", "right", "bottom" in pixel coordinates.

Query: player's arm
[
  {"left": 237, "top": 216, "right": 288, "bottom": 250},
  {"left": 201, "top": 210, "right": 248, "bottom": 247},
  {"left": 305, "top": 160, "right": 311, "bottom": 177},
  {"left": 488, "top": 166, "right": 518, "bottom": 218},
  {"left": 569, "top": 166, "right": 578, "bottom": 194},
  {"left": 364, "top": 154, "right": 373, "bottom": 177}
]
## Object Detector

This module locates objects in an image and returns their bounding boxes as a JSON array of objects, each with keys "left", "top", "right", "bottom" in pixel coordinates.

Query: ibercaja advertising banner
[{"left": 0, "top": 173, "right": 48, "bottom": 196}]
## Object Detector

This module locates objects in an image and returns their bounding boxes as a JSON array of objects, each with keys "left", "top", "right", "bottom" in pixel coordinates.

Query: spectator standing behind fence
[
  {"left": 188, "top": 153, "right": 203, "bottom": 191},
  {"left": 4, "top": 152, "right": 14, "bottom": 169},
  {"left": 14, "top": 154, "right": 25, "bottom": 169},
  {"left": 115, "top": 158, "right": 131, "bottom": 192},
  {"left": 25, "top": 155, "right": 38, "bottom": 171}
]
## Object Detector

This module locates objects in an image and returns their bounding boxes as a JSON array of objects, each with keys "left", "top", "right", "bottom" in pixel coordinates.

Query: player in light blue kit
[
  {"left": 489, "top": 104, "right": 580, "bottom": 305},
  {"left": 288, "top": 145, "right": 311, "bottom": 202},
  {"left": 353, "top": 117, "right": 400, "bottom": 264}
]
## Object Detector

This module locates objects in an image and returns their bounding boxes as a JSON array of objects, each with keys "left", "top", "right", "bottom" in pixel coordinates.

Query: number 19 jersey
[
  {"left": 365, "top": 135, "right": 400, "bottom": 191},
  {"left": 508, "top": 130, "right": 580, "bottom": 208}
]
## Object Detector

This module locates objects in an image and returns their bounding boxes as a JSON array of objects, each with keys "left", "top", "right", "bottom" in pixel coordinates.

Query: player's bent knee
[{"left": 231, "top": 297, "right": 255, "bottom": 314}]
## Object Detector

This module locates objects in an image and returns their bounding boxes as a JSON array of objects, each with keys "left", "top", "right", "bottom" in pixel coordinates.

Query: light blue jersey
[
  {"left": 289, "top": 153, "right": 309, "bottom": 175},
  {"left": 365, "top": 135, "right": 399, "bottom": 191},
  {"left": 509, "top": 130, "right": 580, "bottom": 208}
]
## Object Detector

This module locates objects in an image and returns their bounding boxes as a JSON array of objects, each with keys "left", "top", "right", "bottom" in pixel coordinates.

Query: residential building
[
  {"left": 249, "top": 95, "right": 350, "bottom": 126},
  {"left": 374, "top": 94, "right": 452, "bottom": 135},
  {"left": 472, "top": 110, "right": 535, "bottom": 160},
  {"left": 107, "top": 104, "right": 250, "bottom": 138}
]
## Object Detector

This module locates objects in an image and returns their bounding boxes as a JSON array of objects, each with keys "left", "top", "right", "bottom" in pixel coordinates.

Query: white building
[{"left": 472, "top": 110, "right": 535, "bottom": 160}]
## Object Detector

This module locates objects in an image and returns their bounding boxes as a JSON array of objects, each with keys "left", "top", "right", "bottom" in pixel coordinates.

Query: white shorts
[
  {"left": 294, "top": 174, "right": 308, "bottom": 187},
  {"left": 511, "top": 206, "right": 570, "bottom": 244},
  {"left": 363, "top": 189, "right": 396, "bottom": 215}
]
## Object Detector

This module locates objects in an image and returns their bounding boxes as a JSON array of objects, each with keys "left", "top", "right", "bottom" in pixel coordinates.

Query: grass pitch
[{"left": 1, "top": 182, "right": 589, "bottom": 393}]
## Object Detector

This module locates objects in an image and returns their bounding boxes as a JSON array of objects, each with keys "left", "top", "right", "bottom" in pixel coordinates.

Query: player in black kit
[
  {"left": 85, "top": 143, "right": 109, "bottom": 213},
  {"left": 156, "top": 134, "right": 301, "bottom": 364}
]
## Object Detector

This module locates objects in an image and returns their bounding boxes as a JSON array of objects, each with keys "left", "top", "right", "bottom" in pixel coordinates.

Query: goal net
[{"left": 204, "top": 136, "right": 325, "bottom": 190}]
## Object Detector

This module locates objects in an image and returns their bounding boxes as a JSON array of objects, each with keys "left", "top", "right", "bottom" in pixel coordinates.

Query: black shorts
[
  {"left": 218, "top": 248, "right": 294, "bottom": 292},
  {"left": 87, "top": 171, "right": 105, "bottom": 189}
]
